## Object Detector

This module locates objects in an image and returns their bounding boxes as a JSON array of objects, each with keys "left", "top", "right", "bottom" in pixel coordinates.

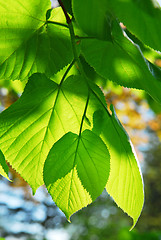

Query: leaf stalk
[
  {"left": 46, "top": 21, "right": 69, "bottom": 28},
  {"left": 57, "top": 0, "right": 71, "bottom": 24}
]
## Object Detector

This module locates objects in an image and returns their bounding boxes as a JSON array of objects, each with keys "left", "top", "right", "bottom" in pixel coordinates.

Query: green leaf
[
  {"left": 0, "top": 72, "right": 144, "bottom": 226},
  {"left": 81, "top": 21, "right": 161, "bottom": 104},
  {"left": 44, "top": 130, "right": 110, "bottom": 220},
  {"left": 0, "top": 1, "right": 73, "bottom": 80},
  {"left": 107, "top": 0, "right": 161, "bottom": 52},
  {"left": 0, "top": 73, "right": 89, "bottom": 192},
  {"left": 72, "top": 0, "right": 112, "bottom": 40},
  {"left": 104, "top": 105, "right": 144, "bottom": 229},
  {"left": 48, "top": 6, "right": 68, "bottom": 25},
  {"left": 145, "top": 93, "right": 161, "bottom": 114},
  {"left": 0, "top": 149, "right": 10, "bottom": 180},
  {"left": 85, "top": 81, "right": 144, "bottom": 229}
]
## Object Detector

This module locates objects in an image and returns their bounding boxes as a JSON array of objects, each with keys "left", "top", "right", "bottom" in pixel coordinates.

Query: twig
[{"left": 57, "top": 0, "right": 71, "bottom": 24}]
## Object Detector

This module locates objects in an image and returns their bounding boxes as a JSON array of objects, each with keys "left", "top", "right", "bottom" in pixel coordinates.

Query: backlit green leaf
[
  {"left": 81, "top": 22, "right": 161, "bottom": 104},
  {"left": 107, "top": 0, "right": 161, "bottom": 52},
  {"left": 0, "top": 149, "right": 10, "bottom": 180},
  {"left": 104, "top": 105, "right": 144, "bottom": 229},
  {"left": 85, "top": 81, "right": 144, "bottom": 229},
  {"left": 0, "top": 1, "right": 72, "bottom": 80},
  {"left": 0, "top": 73, "right": 89, "bottom": 192},
  {"left": 0, "top": 73, "right": 144, "bottom": 225},
  {"left": 72, "top": 0, "right": 112, "bottom": 40},
  {"left": 44, "top": 130, "right": 110, "bottom": 220}
]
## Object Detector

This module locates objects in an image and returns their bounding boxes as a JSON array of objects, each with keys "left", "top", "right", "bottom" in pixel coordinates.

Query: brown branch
[{"left": 58, "top": 0, "right": 71, "bottom": 24}]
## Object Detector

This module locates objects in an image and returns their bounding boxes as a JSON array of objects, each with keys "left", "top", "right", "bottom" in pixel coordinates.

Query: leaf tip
[
  {"left": 129, "top": 219, "right": 137, "bottom": 231},
  {"left": 67, "top": 217, "right": 71, "bottom": 223},
  {"left": 64, "top": 211, "right": 72, "bottom": 223},
  {"left": 7, "top": 175, "right": 13, "bottom": 182},
  {"left": 1, "top": 174, "right": 12, "bottom": 182},
  {"left": 31, "top": 185, "right": 38, "bottom": 196}
]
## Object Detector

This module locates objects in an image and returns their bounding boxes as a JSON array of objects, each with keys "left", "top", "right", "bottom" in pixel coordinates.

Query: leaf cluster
[{"left": 0, "top": 0, "right": 161, "bottom": 229}]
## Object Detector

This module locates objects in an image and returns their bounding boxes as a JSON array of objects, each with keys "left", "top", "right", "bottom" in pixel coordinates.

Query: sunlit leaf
[
  {"left": 85, "top": 81, "right": 144, "bottom": 229},
  {"left": 44, "top": 130, "right": 110, "bottom": 220},
  {"left": 81, "top": 21, "right": 161, "bottom": 104},
  {"left": 107, "top": 0, "right": 161, "bottom": 52},
  {"left": 0, "top": 73, "right": 89, "bottom": 192},
  {"left": 0, "top": 1, "right": 72, "bottom": 80},
  {"left": 104, "top": 105, "right": 144, "bottom": 229},
  {"left": 0, "top": 149, "right": 10, "bottom": 180},
  {"left": 72, "top": 0, "right": 112, "bottom": 40},
  {"left": 0, "top": 71, "right": 144, "bottom": 225}
]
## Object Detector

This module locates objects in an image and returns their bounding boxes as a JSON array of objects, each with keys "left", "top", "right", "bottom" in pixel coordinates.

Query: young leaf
[
  {"left": 107, "top": 0, "right": 161, "bottom": 52},
  {"left": 0, "top": 1, "right": 73, "bottom": 80},
  {"left": 44, "top": 130, "right": 110, "bottom": 220},
  {"left": 81, "top": 21, "right": 161, "bottom": 105},
  {"left": 0, "top": 149, "right": 10, "bottom": 180},
  {"left": 72, "top": 0, "right": 112, "bottom": 40},
  {"left": 0, "top": 73, "right": 89, "bottom": 192}
]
